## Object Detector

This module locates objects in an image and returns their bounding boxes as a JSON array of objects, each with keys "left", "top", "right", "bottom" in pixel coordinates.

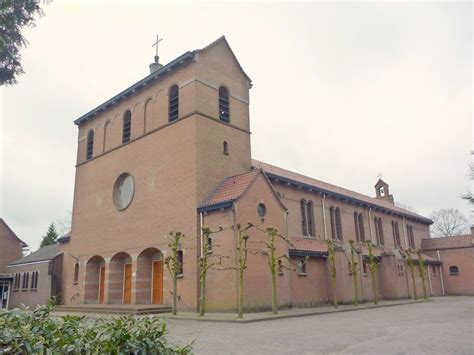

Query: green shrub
[{"left": 0, "top": 301, "right": 192, "bottom": 354}]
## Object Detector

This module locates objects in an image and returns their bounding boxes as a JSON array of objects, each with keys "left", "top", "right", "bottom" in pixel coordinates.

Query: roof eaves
[
  {"left": 58, "top": 235, "right": 70, "bottom": 243},
  {"left": 74, "top": 51, "right": 195, "bottom": 126},
  {"left": 198, "top": 201, "right": 233, "bottom": 213},
  {"left": 288, "top": 249, "right": 328, "bottom": 258}
]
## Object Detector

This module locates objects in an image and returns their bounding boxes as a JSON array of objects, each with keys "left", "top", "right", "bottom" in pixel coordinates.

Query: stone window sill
[
  {"left": 176, "top": 274, "right": 184, "bottom": 279},
  {"left": 297, "top": 272, "right": 307, "bottom": 276}
]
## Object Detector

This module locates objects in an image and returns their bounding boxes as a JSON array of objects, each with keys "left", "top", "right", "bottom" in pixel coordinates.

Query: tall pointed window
[
  {"left": 73, "top": 263, "right": 79, "bottom": 284},
  {"left": 168, "top": 85, "right": 179, "bottom": 122},
  {"left": 86, "top": 130, "right": 94, "bottom": 160},
  {"left": 219, "top": 86, "right": 230, "bottom": 122},
  {"left": 378, "top": 217, "right": 384, "bottom": 246},
  {"left": 330, "top": 206, "right": 336, "bottom": 239},
  {"left": 358, "top": 213, "right": 365, "bottom": 242},
  {"left": 374, "top": 217, "right": 381, "bottom": 245},
  {"left": 300, "top": 199, "right": 307, "bottom": 236},
  {"left": 335, "top": 207, "right": 343, "bottom": 240},
  {"left": 407, "top": 224, "right": 415, "bottom": 249},
  {"left": 354, "top": 212, "right": 360, "bottom": 242},
  {"left": 307, "top": 201, "right": 315, "bottom": 237},
  {"left": 177, "top": 250, "right": 184, "bottom": 275},
  {"left": 392, "top": 221, "right": 401, "bottom": 247},
  {"left": 122, "top": 110, "right": 131, "bottom": 144}
]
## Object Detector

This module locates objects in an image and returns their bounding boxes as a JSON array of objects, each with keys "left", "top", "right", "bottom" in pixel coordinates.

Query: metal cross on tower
[{"left": 152, "top": 35, "right": 163, "bottom": 63}]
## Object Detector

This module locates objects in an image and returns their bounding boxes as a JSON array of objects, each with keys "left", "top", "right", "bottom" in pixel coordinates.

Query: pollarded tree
[
  {"left": 347, "top": 240, "right": 359, "bottom": 306},
  {"left": 416, "top": 249, "right": 428, "bottom": 300},
  {"left": 366, "top": 240, "right": 379, "bottom": 304},
  {"left": 404, "top": 248, "right": 417, "bottom": 300},
  {"left": 258, "top": 226, "right": 296, "bottom": 315},
  {"left": 326, "top": 239, "right": 338, "bottom": 308},
  {"left": 164, "top": 231, "right": 185, "bottom": 315},
  {"left": 235, "top": 223, "right": 254, "bottom": 319},
  {"left": 198, "top": 226, "right": 230, "bottom": 316}
]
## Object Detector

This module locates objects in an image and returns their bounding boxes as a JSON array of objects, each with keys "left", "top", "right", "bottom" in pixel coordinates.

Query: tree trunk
[
  {"left": 371, "top": 269, "right": 378, "bottom": 304},
  {"left": 199, "top": 272, "right": 206, "bottom": 316},
  {"left": 172, "top": 273, "right": 177, "bottom": 315},
  {"left": 238, "top": 270, "right": 244, "bottom": 318}
]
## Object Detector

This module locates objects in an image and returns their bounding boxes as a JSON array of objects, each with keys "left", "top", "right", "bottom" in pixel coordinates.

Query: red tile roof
[
  {"left": 252, "top": 159, "right": 432, "bottom": 224},
  {"left": 201, "top": 169, "right": 261, "bottom": 207}
]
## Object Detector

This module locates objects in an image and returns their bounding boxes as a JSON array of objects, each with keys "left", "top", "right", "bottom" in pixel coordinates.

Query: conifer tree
[{"left": 39, "top": 223, "right": 58, "bottom": 248}]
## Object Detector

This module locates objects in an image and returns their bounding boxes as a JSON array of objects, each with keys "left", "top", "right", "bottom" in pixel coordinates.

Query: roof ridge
[{"left": 252, "top": 159, "right": 431, "bottom": 224}]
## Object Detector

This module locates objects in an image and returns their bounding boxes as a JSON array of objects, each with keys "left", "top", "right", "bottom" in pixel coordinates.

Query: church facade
[{"left": 60, "top": 37, "right": 443, "bottom": 312}]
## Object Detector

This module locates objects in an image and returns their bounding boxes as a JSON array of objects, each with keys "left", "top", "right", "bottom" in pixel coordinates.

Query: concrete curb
[{"left": 164, "top": 299, "right": 431, "bottom": 323}]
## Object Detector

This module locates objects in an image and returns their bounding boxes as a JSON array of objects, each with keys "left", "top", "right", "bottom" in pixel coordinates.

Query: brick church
[{"left": 58, "top": 36, "right": 447, "bottom": 312}]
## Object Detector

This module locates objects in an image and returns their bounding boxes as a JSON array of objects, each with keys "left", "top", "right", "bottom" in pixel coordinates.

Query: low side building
[
  {"left": 7, "top": 244, "right": 63, "bottom": 309},
  {"left": 422, "top": 229, "right": 474, "bottom": 295},
  {"left": 0, "top": 219, "right": 27, "bottom": 309}
]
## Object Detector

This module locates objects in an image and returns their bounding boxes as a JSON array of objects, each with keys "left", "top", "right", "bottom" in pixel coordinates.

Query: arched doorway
[
  {"left": 108, "top": 252, "right": 132, "bottom": 304},
  {"left": 85, "top": 255, "right": 106, "bottom": 304},
  {"left": 137, "top": 248, "right": 163, "bottom": 304}
]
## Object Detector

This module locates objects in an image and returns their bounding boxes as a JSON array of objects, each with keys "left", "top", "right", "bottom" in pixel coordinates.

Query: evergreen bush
[{"left": 0, "top": 301, "right": 192, "bottom": 354}]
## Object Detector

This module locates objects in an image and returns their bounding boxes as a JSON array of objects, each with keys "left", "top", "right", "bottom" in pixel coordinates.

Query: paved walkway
[
  {"left": 165, "top": 296, "right": 474, "bottom": 354},
  {"left": 165, "top": 299, "right": 427, "bottom": 323}
]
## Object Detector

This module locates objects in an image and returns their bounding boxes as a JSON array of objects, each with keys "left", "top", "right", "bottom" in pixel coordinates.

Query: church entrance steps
[{"left": 54, "top": 304, "right": 171, "bottom": 315}]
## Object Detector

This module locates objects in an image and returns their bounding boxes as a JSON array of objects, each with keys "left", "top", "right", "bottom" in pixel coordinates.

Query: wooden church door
[
  {"left": 98, "top": 266, "right": 105, "bottom": 304},
  {"left": 152, "top": 260, "right": 163, "bottom": 304},
  {"left": 123, "top": 264, "right": 132, "bottom": 304}
]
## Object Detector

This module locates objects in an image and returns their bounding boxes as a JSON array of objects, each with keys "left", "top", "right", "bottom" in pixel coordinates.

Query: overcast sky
[{"left": 1, "top": 1, "right": 472, "bottom": 250}]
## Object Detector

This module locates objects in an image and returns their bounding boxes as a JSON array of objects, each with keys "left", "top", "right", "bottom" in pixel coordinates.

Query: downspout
[
  {"left": 437, "top": 250, "right": 445, "bottom": 295},
  {"left": 322, "top": 194, "right": 328, "bottom": 240},
  {"left": 199, "top": 212, "right": 204, "bottom": 257},
  {"left": 199, "top": 211, "right": 204, "bottom": 312},
  {"left": 368, "top": 208, "right": 374, "bottom": 243},
  {"left": 284, "top": 210, "right": 291, "bottom": 303},
  {"left": 427, "top": 263, "right": 433, "bottom": 296}
]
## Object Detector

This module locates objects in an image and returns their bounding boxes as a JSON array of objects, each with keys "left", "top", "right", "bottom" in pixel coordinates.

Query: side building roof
[
  {"left": 8, "top": 244, "right": 61, "bottom": 267},
  {"left": 252, "top": 159, "right": 432, "bottom": 225},
  {"left": 0, "top": 218, "right": 28, "bottom": 247}
]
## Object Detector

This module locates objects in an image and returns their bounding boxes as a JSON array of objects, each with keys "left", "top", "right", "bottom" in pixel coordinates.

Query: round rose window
[{"left": 113, "top": 173, "right": 135, "bottom": 210}]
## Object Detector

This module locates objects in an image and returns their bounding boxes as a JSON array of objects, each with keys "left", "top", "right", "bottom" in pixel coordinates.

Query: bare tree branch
[{"left": 430, "top": 208, "right": 469, "bottom": 237}]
